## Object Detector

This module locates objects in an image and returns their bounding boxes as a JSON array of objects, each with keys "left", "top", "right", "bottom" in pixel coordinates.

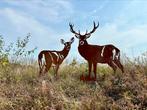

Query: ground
[{"left": 0, "top": 60, "right": 147, "bottom": 110}]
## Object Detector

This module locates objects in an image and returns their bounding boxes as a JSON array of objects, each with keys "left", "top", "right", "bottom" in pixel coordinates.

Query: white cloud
[
  {"left": 3, "top": 0, "right": 74, "bottom": 23},
  {"left": 0, "top": 0, "right": 74, "bottom": 58},
  {"left": 0, "top": 7, "right": 57, "bottom": 55}
]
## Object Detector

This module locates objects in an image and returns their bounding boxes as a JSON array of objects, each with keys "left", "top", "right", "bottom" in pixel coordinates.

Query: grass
[{"left": 0, "top": 58, "right": 147, "bottom": 110}]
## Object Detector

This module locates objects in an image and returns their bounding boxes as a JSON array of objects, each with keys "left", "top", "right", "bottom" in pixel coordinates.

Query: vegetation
[{"left": 0, "top": 35, "right": 147, "bottom": 110}]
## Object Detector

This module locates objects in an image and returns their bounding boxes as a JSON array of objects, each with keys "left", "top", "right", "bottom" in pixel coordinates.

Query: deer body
[
  {"left": 78, "top": 43, "right": 120, "bottom": 63},
  {"left": 38, "top": 37, "right": 74, "bottom": 77},
  {"left": 38, "top": 49, "right": 68, "bottom": 68},
  {"left": 69, "top": 22, "right": 124, "bottom": 81}
]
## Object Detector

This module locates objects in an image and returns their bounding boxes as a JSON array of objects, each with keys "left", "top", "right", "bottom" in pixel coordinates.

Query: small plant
[
  {"left": 12, "top": 33, "right": 37, "bottom": 63},
  {"left": 0, "top": 33, "right": 37, "bottom": 65}
]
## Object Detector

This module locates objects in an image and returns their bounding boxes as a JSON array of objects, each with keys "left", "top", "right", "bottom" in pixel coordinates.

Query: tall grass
[
  {"left": 0, "top": 55, "right": 147, "bottom": 110},
  {"left": 0, "top": 35, "right": 147, "bottom": 110}
]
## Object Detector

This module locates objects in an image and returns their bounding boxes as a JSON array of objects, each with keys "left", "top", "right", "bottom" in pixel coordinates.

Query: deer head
[
  {"left": 60, "top": 37, "right": 74, "bottom": 50},
  {"left": 69, "top": 21, "right": 99, "bottom": 45}
]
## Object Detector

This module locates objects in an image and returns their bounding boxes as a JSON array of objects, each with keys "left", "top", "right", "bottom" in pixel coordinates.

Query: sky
[{"left": 0, "top": 0, "right": 147, "bottom": 61}]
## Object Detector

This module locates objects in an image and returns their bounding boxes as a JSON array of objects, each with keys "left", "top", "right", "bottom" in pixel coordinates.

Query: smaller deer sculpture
[
  {"left": 38, "top": 37, "right": 74, "bottom": 78},
  {"left": 69, "top": 22, "right": 124, "bottom": 81}
]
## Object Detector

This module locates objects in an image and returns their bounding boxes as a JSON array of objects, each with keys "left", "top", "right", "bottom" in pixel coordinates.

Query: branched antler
[
  {"left": 85, "top": 21, "right": 99, "bottom": 36},
  {"left": 69, "top": 21, "right": 99, "bottom": 39},
  {"left": 69, "top": 23, "right": 81, "bottom": 35}
]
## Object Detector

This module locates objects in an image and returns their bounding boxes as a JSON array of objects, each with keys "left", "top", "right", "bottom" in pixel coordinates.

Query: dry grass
[{"left": 0, "top": 58, "right": 147, "bottom": 110}]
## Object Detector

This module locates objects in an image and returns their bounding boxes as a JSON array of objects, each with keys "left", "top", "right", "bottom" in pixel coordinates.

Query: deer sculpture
[
  {"left": 69, "top": 22, "right": 124, "bottom": 81},
  {"left": 38, "top": 37, "right": 74, "bottom": 78}
]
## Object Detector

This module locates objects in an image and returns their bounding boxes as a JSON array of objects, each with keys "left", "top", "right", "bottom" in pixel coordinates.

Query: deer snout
[{"left": 66, "top": 46, "right": 70, "bottom": 50}]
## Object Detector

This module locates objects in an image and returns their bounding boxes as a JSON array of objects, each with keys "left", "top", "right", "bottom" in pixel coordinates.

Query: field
[
  {"left": 0, "top": 36, "right": 147, "bottom": 110},
  {"left": 0, "top": 56, "right": 147, "bottom": 110}
]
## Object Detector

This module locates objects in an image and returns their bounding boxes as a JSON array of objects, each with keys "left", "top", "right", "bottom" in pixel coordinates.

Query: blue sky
[{"left": 0, "top": 0, "right": 147, "bottom": 61}]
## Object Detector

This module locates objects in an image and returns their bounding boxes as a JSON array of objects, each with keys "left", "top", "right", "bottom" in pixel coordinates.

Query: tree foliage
[{"left": 0, "top": 33, "right": 37, "bottom": 66}]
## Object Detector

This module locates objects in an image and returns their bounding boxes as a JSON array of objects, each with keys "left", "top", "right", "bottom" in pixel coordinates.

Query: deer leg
[
  {"left": 52, "top": 65, "right": 56, "bottom": 75},
  {"left": 114, "top": 60, "right": 124, "bottom": 73},
  {"left": 81, "top": 61, "right": 92, "bottom": 81},
  {"left": 39, "top": 64, "right": 45, "bottom": 76},
  {"left": 84, "top": 61, "right": 92, "bottom": 81},
  {"left": 55, "top": 64, "right": 60, "bottom": 79},
  {"left": 108, "top": 61, "right": 117, "bottom": 73},
  {"left": 88, "top": 61, "right": 92, "bottom": 78},
  {"left": 92, "top": 63, "right": 97, "bottom": 81},
  {"left": 43, "top": 54, "right": 52, "bottom": 75},
  {"left": 38, "top": 63, "right": 42, "bottom": 76},
  {"left": 44, "top": 62, "right": 52, "bottom": 75},
  {"left": 44, "top": 57, "right": 52, "bottom": 75},
  {"left": 39, "top": 69, "right": 42, "bottom": 76}
]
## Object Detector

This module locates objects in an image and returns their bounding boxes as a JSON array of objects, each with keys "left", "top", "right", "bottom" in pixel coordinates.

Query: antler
[
  {"left": 69, "top": 23, "right": 81, "bottom": 35},
  {"left": 85, "top": 21, "right": 99, "bottom": 36}
]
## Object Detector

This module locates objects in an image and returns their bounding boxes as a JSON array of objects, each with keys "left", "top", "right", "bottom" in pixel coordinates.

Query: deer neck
[
  {"left": 78, "top": 40, "right": 88, "bottom": 47},
  {"left": 60, "top": 47, "right": 70, "bottom": 58},
  {"left": 78, "top": 40, "right": 90, "bottom": 59}
]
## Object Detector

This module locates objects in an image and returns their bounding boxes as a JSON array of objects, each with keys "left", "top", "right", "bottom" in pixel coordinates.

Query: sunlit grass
[{"left": 0, "top": 55, "right": 147, "bottom": 110}]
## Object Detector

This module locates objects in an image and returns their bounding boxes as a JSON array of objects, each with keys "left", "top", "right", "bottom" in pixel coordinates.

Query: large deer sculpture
[
  {"left": 38, "top": 37, "right": 74, "bottom": 78},
  {"left": 69, "top": 22, "right": 124, "bottom": 81}
]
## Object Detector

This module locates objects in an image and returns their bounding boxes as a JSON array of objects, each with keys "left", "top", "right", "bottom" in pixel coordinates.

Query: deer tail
[
  {"left": 112, "top": 47, "right": 120, "bottom": 61},
  {"left": 38, "top": 51, "right": 43, "bottom": 73},
  {"left": 115, "top": 47, "right": 120, "bottom": 60}
]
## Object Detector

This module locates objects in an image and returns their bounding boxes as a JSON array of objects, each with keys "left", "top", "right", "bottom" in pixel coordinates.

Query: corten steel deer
[
  {"left": 38, "top": 37, "right": 74, "bottom": 77},
  {"left": 69, "top": 22, "right": 124, "bottom": 81}
]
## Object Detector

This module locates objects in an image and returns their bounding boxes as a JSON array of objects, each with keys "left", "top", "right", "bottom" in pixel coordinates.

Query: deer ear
[
  {"left": 85, "top": 34, "right": 91, "bottom": 39},
  {"left": 70, "top": 37, "right": 74, "bottom": 44},
  {"left": 75, "top": 34, "right": 80, "bottom": 39},
  {"left": 60, "top": 39, "right": 65, "bottom": 44}
]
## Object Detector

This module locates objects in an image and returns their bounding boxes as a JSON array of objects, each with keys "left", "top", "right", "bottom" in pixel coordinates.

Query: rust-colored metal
[
  {"left": 38, "top": 37, "right": 74, "bottom": 78},
  {"left": 69, "top": 22, "right": 124, "bottom": 81}
]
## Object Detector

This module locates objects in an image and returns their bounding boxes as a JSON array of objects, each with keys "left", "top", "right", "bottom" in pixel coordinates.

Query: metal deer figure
[
  {"left": 69, "top": 22, "right": 124, "bottom": 81},
  {"left": 38, "top": 37, "right": 74, "bottom": 78}
]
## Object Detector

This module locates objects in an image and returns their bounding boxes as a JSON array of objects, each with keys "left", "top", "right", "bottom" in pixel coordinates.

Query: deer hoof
[
  {"left": 80, "top": 74, "right": 85, "bottom": 81},
  {"left": 80, "top": 74, "right": 92, "bottom": 81},
  {"left": 90, "top": 77, "right": 97, "bottom": 81},
  {"left": 54, "top": 76, "right": 59, "bottom": 80},
  {"left": 80, "top": 74, "right": 97, "bottom": 81}
]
